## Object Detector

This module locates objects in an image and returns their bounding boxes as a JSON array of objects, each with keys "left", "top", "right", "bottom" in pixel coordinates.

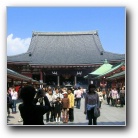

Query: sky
[{"left": 7, "top": 7, "right": 125, "bottom": 56}]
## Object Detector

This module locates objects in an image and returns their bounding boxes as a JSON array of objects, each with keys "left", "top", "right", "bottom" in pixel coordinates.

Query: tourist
[
  {"left": 46, "top": 88, "right": 56, "bottom": 122},
  {"left": 73, "top": 87, "right": 78, "bottom": 107},
  {"left": 11, "top": 86, "right": 18, "bottom": 113},
  {"left": 7, "top": 88, "right": 12, "bottom": 117},
  {"left": 120, "top": 87, "right": 125, "bottom": 107},
  {"left": 102, "top": 89, "right": 106, "bottom": 100},
  {"left": 53, "top": 87, "right": 63, "bottom": 100},
  {"left": 84, "top": 84, "right": 100, "bottom": 125},
  {"left": 62, "top": 92, "right": 70, "bottom": 123},
  {"left": 106, "top": 88, "right": 111, "bottom": 105},
  {"left": 75, "top": 87, "right": 82, "bottom": 109},
  {"left": 81, "top": 87, "right": 86, "bottom": 98},
  {"left": 111, "top": 87, "right": 118, "bottom": 107},
  {"left": 54, "top": 97, "right": 62, "bottom": 123},
  {"left": 18, "top": 85, "right": 50, "bottom": 125},
  {"left": 67, "top": 88, "right": 75, "bottom": 122},
  {"left": 97, "top": 88, "right": 103, "bottom": 108}
]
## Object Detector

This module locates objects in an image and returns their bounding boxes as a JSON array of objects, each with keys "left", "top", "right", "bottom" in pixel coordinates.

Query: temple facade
[{"left": 7, "top": 31, "right": 125, "bottom": 87}]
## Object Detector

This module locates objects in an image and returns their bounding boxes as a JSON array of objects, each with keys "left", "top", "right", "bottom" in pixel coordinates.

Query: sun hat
[{"left": 62, "top": 92, "right": 67, "bottom": 95}]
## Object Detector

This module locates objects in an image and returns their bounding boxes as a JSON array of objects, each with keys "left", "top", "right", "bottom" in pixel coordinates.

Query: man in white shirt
[
  {"left": 45, "top": 89, "right": 56, "bottom": 122},
  {"left": 53, "top": 87, "right": 63, "bottom": 100}
]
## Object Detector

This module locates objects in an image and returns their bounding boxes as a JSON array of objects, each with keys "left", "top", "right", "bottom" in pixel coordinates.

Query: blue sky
[{"left": 7, "top": 7, "right": 125, "bottom": 56}]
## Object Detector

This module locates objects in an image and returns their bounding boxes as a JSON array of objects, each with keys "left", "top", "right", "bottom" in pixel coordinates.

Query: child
[
  {"left": 61, "top": 92, "right": 70, "bottom": 123},
  {"left": 54, "top": 97, "right": 62, "bottom": 123}
]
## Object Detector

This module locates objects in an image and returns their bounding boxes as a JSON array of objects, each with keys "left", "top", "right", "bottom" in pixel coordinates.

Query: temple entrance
[
  {"left": 45, "top": 75, "right": 57, "bottom": 86},
  {"left": 77, "top": 76, "right": 88, "bottom": 85},
  {"left": 60, "top": 75, "right": 74, "bottom": 86},
  {"left": 32, "top": 74, "right": 40, "bottom": 81},
  {"left": 76, "top": 76, "right": 88, "bottom": 88}
]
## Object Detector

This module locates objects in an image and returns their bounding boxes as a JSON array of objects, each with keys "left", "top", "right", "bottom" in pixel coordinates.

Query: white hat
[{"left": 62, "top": 92, "right": 67, "bottom": 95}]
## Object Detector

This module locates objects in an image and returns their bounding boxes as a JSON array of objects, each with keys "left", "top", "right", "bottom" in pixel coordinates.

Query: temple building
[{"left": 7, "top": 31, "right": 125, "bottom": 87}]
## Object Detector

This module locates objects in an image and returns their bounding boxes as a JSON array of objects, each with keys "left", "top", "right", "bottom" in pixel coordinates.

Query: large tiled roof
[{"left": 7, "top": 31, "right": 125, "bottom": 65}]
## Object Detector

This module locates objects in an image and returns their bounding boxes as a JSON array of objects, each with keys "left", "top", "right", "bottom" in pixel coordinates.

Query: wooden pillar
[
  {"left": 43, "top": 72, "right": 46, "bottom": 83},
  {"left": 57, "top": 75, "right": 60, "bottom": 86},
  {"left": 40, "top": 70, "right": 43, "bottom": 88},
  {"left": 11, "top": 79, "right": 14, "bottom": 86},
  {"left": 21, "top": 80, "right": 23, "bottom": 87},
  {"left": 74, "top": 76, "right": 77, "bottom": 86},
  {"left": 40, "top": 71, "right": 43, "bottom": 82}
]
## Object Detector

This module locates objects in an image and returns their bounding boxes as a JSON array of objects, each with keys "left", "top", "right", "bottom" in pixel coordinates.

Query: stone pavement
[{"left": 7, "top": 98, "right": 126, "bottom": 126}]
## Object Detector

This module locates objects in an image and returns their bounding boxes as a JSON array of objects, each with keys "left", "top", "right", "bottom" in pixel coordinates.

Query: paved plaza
[{"left": 7, "top": 98, "right": 126, "bottom": 126}]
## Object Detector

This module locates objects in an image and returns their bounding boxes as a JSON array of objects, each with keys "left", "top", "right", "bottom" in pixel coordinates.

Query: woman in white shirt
[
  {"left": 97, "top": 88, "right": 103, "bottom": 108},
  {"left": 11, "top": 87, "right": 18, "bottom": 113},
  {"left": 75, "top": 87, "right": 82, "bottom": 109},
  {"left": 111, "top": 87, "right": 118, "bottom": 107}
]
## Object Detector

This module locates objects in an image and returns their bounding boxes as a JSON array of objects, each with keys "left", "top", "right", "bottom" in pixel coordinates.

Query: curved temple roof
[
  {"left": 7, "top": 31, "right": 125, "bottom": 65},
  {"left": 106, "top": 71, "right": 125, "bottom": 80},
  {"left": 93, "top": 62, "right": 125, "bottom": 79},
  {"left": 7, "top": 68, "right": 45, "bottom": 84},
  {"left": 89, "top": 59, "right": 113, "bottom": 75}
]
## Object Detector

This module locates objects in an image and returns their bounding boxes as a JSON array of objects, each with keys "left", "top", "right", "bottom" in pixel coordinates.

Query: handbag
[{"left": 94, "top": 105, "right": 100, "bottom": 118}]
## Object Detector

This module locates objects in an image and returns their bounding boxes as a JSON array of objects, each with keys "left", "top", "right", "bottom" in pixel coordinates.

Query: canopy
[
  {"left": 89, "top": 59, "right": 113, "bottom": 76},
  {"left": 106, "top": 71, "right": 125, "bottom": 80},
  {"left": 94, "top": 62, "right": 125, "bottom": 79}
]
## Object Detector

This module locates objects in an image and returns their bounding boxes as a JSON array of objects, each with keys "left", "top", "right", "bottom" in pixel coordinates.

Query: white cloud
[{"left": 7, "top": 34, "right": 31, "bottom": 56}]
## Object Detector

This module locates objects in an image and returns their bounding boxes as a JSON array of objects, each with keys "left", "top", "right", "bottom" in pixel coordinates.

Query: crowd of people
[
  {"left": 7, "top": 85, "right": 84, "bottom": 125},
  {"left": 7, "top": 84, "right": 125, "bottom": 125}
]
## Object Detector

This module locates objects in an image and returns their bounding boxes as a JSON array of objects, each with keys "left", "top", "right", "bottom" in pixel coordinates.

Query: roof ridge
[{"left": 32, "top": 30, "right": 98, "bottom": 36}]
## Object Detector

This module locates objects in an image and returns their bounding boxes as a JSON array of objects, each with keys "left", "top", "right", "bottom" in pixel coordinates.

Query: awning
[
  {"left": 89, "top": 59, "right": 113, "bottom": 76},
  {"left": 7, "top": 68, "right": 43, "bottom": 85},
  {"left": 106, "top": 71, "right": 125, "bottom": 80},
  {"left": 94, "top": 62, "right": 125, "bottom": 79}
]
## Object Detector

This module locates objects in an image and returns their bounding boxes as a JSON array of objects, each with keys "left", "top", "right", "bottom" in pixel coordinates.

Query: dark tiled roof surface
[
  {"left": 7, "top": 52, "right": 31, "bottom": 63},
  {"left": 7, "top": 31, "right": 125, "bottom": 65}
]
